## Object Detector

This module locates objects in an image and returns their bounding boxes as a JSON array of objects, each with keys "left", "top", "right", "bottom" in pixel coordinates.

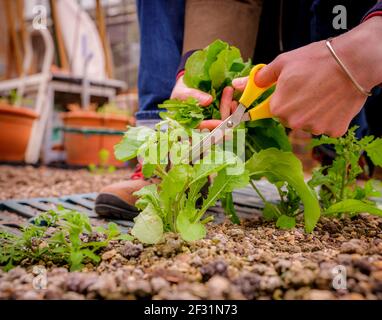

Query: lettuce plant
[{"left": 115, "top": 120, "right": 249, "bottom": 243}]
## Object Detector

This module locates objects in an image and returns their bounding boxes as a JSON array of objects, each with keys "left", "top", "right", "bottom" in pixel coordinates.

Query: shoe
[{"left": 95, "top": 164, "right": 158, "bottom": 220}]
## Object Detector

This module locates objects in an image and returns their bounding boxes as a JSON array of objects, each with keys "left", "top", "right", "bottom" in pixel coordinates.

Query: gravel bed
[
  {"left": 0, "top": 165, "right": 381, "bottom": 300},
  {"left": 1, "top": 216, "right": 381, "bottom": 300},
  {"left": 0, "top": 165, "right": 132, "bottom": 200}
]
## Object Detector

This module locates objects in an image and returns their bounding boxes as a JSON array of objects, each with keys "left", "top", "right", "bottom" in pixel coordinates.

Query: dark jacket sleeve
[{"left": 362, "top": 2, "right": 382, "bottom": 21}]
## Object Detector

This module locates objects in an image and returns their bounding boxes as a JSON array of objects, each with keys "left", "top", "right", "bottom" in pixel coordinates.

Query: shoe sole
[{"left": 95, "top": 193, "right": 140, "bottom": 221}]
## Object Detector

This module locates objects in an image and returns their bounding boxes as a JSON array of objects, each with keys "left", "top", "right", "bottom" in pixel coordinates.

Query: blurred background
[{"left": 0, "top": 0, "right": 139, "bottom": 167}]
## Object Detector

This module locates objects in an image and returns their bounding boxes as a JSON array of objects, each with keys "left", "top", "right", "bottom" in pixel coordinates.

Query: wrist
[{"left": 331, "top": 16, "right": 382, "bottom": 91}]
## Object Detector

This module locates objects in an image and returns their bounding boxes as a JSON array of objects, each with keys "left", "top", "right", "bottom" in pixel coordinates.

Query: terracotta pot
[
  {"left": 0, "top": 104, "right": 38, "bottom": 162},
  {"left": 61, "top": 111, "right": 133, "bottom": 167}
]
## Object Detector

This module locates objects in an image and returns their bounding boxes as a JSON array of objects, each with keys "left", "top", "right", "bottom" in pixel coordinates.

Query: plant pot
[
  {"left": 0, "top": 104, "right": 38, "bottom": 162},
  {"left": 61, "top": 111, "right": 133, "bottom": 167}
]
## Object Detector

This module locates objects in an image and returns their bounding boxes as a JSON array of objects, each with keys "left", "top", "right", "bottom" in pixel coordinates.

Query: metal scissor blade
[{"left": 190, "top": 104, "right": 246, "bottom": 163}]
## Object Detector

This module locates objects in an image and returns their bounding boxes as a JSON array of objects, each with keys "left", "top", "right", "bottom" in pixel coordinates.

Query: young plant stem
[
  {"left": 201, "top": 216, "right": 214, "bottom": 224},
  {"left": 340, "top": 162, "right": 349, "bottom": 201},
  {"left": 245, "top": 140, "right": 257, "bottom": 155},
  {"left": 250, "top": 180, "right": 267, "bottom": 203},
  {"left": 154, "top": 165, "right": 167, "bottom": 179}
]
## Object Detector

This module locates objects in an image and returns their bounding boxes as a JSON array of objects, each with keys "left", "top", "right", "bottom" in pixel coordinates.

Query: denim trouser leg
[{"left": 136, "top": 0, "right": 185, "bottom": 122}]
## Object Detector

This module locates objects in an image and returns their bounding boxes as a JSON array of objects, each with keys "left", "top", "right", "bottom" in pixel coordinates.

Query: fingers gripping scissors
[{"left": 190, "top": 64, "right": 275, "bottom": 162}]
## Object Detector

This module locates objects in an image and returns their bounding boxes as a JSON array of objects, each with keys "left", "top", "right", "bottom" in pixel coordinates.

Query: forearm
[{"left": 331, "top": 16, "right": 382, "bottom": 91}]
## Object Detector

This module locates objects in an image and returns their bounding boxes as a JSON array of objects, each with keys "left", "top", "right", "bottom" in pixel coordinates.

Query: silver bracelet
[{"left": 325, "top": 38, "right": 372, "bottom": 97}]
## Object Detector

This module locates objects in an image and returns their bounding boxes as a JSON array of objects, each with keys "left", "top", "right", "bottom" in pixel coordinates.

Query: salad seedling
[
  {"left": 309, "top": 127, "right": 382, "bottom": 217},
  {"left": 88, "top": 148, "right": 116, "bottom": 174},
  {"left": 0, "top": 207, "right": 131, "bottom": 271},
  {"left": 115, "top": 120, "right": 249, "bottom": 243}
]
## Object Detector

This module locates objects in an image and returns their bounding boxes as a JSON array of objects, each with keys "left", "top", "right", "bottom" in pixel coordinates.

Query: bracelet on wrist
[{"left": 325, "top": 38, "right": 372, "bottom": 97}]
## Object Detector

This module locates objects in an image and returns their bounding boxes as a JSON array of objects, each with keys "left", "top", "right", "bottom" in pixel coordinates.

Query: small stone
[
  {"left": 151, "top": 277, "right": 170, "bottom": 293},
  {"left": 200, "top": 260, "right": 228, "bottom": 281},
  {"left": 19, "top": 291, "right": 44, "bottom": 300},
  {"left": 87, "top": 275, "right": 117, "bottom": 297},
  {"left": 304, "top": 289, "right": 335, "bottom": 300},
  {"left": 340, "top": 239, "right": 367, "bottom": 254},
  {"left": 339, "top": 293, "right": 365, "bottom": 300},
  {"left": 191, "top": 255, "right": 203, "bottom": 267},
  {"left": 119, "top": 242, "right": 143, "bottom": 258},
  {"left": 62, "top": 292, "right": 86, "bottom": 300},
  {"left": 207, "top": 276, "right": 230, "bottom": 298},
  {"left": 373, "top": 261, "right": 382, "bottom": 270},
  {"left": 353, "top": 259, "right": 373, "bottom": 275},
  {"left": 101, "top": 249, "right": 117, "bottom": 261},
  {"left": 372, "top": 271, "right": 382, "bottom": 282},
  {"left": 65, "top": 273, "right": 98, "bottom": 293},
  {"left": 124, "top": 279, "right": 152, "bottom": 297},
  {"left": 228, "top": 228, "right": 244, "bottom": 237}
]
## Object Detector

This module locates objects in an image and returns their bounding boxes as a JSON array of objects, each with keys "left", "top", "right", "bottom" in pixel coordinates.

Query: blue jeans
[{"left": 136, "top": 0, "right": 185, "bottom": 121}]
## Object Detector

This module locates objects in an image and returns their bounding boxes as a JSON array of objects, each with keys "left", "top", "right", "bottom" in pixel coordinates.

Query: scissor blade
[{"left": 190, "top": 104, "right": 246, "bottom": 163}]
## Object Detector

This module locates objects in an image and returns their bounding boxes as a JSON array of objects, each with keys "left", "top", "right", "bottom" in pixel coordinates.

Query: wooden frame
[
  {"left": 3, "top": 0, "right": 23, "bottom": 77},
  {"left": 49, "top": 0, "right": 69, "bottom": 71},
  {"left": 95, "top": 0, "right": 114, "bottom": 78}
]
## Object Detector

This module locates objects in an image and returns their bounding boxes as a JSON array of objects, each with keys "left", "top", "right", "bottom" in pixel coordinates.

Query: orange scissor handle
[{"left": 238, "top": 64, "right": 275, "bottom": 121}]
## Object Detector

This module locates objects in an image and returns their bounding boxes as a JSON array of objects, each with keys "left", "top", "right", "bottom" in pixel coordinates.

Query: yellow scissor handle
[{"left": 239, "top": 64, "right": 275, "bottom": 121}]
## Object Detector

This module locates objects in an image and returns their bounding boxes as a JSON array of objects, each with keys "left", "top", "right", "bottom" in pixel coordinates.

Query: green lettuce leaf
[
  {"left": 209, "top": 46, "right": 241, "bottom": 89},
  {"left": 200, "top": 165, "right": 249, "bottom": 216},
  {"left": 184, "top": 39, "right": 228, "bottom": 90},
  {"left": 263, "top": 202, "right": 281, "bottom": 221},
  {"left": 246, "top": 119, "right": 291, "bottom": 154},
  {"left": 133, "top": 184, "right": 161, "bottom": 212},
  {"left": 114, "top": 127, "right": 155, "bottom": 161},
  {"left": 176, "top": 206, "right": 206, "bottom": 242},
  {"left": 131, "top": 204, "right": 163, "bottom": 244},
  {"left": 365, "top": 138, "right": 382, "bottom": 166},
  {"left": 246, "top": 148, "right": 321, "bottom": 232},
  {"left": 159, "top": 165, "right": 192, "bottom": 212},
  {"left": 324, "top": 199, "right": 382, "bottom": 217},
  {"left": 159, "top": 98, "right": 205, "bottom": 129},
  {"left": 276, "top": 215, "right": 296, "bottom": 230}
]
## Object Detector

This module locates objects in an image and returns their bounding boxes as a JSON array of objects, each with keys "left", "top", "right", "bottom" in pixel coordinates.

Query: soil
[{"left": 0, "top": 165, "right": 382, "bottom": 300}]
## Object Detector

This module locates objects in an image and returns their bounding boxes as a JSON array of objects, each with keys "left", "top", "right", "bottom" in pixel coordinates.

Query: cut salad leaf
[{"left": 159, "top": 98, "right": 205, "bottom": 129}]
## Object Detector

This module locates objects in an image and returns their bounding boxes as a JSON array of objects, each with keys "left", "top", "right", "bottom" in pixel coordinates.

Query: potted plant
[
  {"left": 0, "top": 90, "right": 38, "bottom": 162},
  {"left": 61, "top": 103, "right": 135, "bottom": 167}
]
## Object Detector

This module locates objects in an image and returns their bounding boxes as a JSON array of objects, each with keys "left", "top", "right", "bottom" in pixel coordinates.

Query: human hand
[
  {"left": 170, "top": 76, "right": 237, "bottom": 130},
  {"left": 233, "top": 17, "right": 382, "bottom": 137}
]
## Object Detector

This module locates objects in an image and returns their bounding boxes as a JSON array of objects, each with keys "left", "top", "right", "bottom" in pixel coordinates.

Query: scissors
[{"left": 190, "top": 64, "right": 275, "bottom": 162}]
